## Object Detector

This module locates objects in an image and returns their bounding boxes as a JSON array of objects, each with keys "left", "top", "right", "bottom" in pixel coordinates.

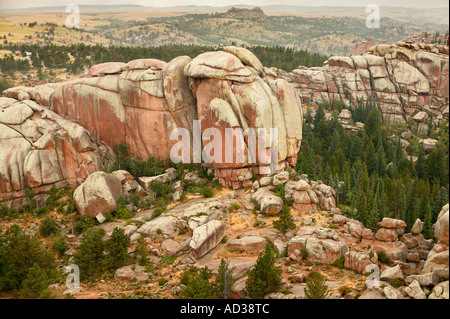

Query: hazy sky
[{"left": 1, "top": 0, "right": 449, "bottom": 9}]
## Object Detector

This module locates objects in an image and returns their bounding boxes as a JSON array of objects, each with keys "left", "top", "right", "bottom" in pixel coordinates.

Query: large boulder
[
  {"left": 404, "top": 280, "right": 427, "bottom": 299},
  {"left": 137, "top": 216, "right": 186, "bottom": 237},
  {"left": 380, "top": 265, "right": 404, "bottom": 282},
  {"left": 189, "top": 220, "right": 227, "bottom": 258},
  {"left": 428, "top": 281, "right": 449, "bottom": 299},
  {"left": 344, "top": 251, "right": 378, "bottom": 273},
  {"left": 283, "top": 43, "right": 449, "bottom": 123},
  {"left": 73, "top": 171, "right": 124, "bottom": 219},
  {"left": 260, "top": 195, "right": 283, "bottom": 214},
  {"left": 379, "top": 218, "right": 407, "bottom": 229},
  {"left": 228, "top": 235, "right": 266, "bottom": 253},
  {"left": 288, "top": 228, "right": 349, "bottom": 264},
  {"left": 435, "top": 204, "right": 449, "bottom": 245},
  {"left": 375, "top": 228, "right": 399, "bottom": 242}
]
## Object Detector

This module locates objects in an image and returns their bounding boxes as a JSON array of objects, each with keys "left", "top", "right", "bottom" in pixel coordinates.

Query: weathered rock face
[
  {"left": 73, "top": 171, "right": 124, "bottom": 219},
  {"left": 189, "top": 220, "right": 227, "bottom": 258},
  {"left": 0, "top": 97, "right": 113, "bottom": 207},
  {"left": 288, "top": 227, "right": 349, "bottom": 264},
  {"left": 423, "top": 204, "right": 449, "bottom": 274},
  {"left": 274, "top": 43, "right": 449, "bottom": 124},
  {"left": 344, "top": 251, "right": 378, "bottom": 273},
  {"left": 3, "top": 47, "right": 303, "bottom": 191}
]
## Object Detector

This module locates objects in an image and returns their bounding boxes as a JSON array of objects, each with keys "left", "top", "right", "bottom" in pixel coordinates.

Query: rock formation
[
  {"left": 274, "top": 42, "right": 449, "bottom": 124},
  {"left": 0, "top": 97, "right": 113, "bottom": 208},
  {"left": 2, "top": 46, "right": 303, "bottom": 195}
]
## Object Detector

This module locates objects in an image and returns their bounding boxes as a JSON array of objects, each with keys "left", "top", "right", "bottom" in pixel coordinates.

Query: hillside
[{"left": 0, "top": 6, "right": 448, "bottom": 56}]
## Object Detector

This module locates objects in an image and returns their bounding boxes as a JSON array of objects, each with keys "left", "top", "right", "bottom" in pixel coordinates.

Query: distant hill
[{"left": 1, "top": 5, "right": 448, "bottom": 25}]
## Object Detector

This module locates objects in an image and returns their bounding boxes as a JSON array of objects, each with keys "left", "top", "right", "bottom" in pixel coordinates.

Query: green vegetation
[
  {"left": 389, "top": 278, "right": 405, "bottom": 288},
  {"left": 110, "top": 142, "right": 167, "bottom": 178},
  {"left": 305, "top": 272, "right": 328, "bottom": 299},
  {"left": 0, "top": 225, "right": 58, "bottom": 297},
  {"left": 201, "top": 186, "right": 214, "bottom": 198},
  {"left": 245, "top": 242, "right": 282, "bottom": 299},
  {"left": 331, "top": 256, "right": 346, "bottom": 269},
  {"left": 179, "top": 266, "right": 219, "bottom": 299},
  {"left": 216, "top": 259, "right": 236, "bottom": 299},
  {"left": 273, "top": 202, "right": 296, "bottom": 234},
  {"left": 38, "top": 217, "right": 59, "bottom": 237},
  {"left": 377, "top": 251, "right": 392, "bottom": 265},
  {"left": 73, "top": 226, "right": 130, "bottom": 280},
  {"left": 298, "top": 105, "right": 449, "bottom": 233}
]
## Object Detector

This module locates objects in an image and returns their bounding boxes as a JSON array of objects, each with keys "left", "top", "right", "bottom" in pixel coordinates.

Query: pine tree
[
  {"left": 245, "top": 242, "right": 282, "bottom": 299},
  {"left": 423, "top": 203, "right": 434, "bottom": 239},
  {"left": 427, "top": 114, "right": 434, "bottom": 137},
  {"left": 216, "top": 259, "right": 236, "bottom": 299},
  {"left": 432, "top": 187, "right": 449, "bottom": 221},
  {"left": 305, "top": 272, "right": 328, "bottom": 299},
  {"left": 74, "top": 228, "right": 106, "bottom": 280},
  {"left": 273, "top": 203, "right": 296, "bottom": 234},
  {"left": 105, "top": 227, "right": 130, "bottom": 271},
  {"left": 179, "top": 266, "right": 219, "bottom": 299}
]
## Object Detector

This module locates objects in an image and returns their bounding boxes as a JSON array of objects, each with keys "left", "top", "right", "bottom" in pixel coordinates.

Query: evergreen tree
[
  {"left": 423, "top": 203, "right": 434, "bottom": 239},
  {"left": 305, "top": 272, "right": 328, "bottom": 299},
  {"left": 432, "top": 187, "right": 449, "bottom": 221},
  {"left": 74, "top": 228, "right": 106, "bottom": 280},
  {"left": 273, "top": 203, "right": 296, "bottom": 234},
  {"left": 427, "top": 114, "right": 434, "bottom": 137},
  {"left": 364, "top": 108, "right": 382, "bottom": 142},
  {"left": 216, "top": 259, "right": 236, "bottom": 299},
  {"left": 105, "top": 227, "right": 130, "bottom": 271},
  {"left": 245, "top": 242, "right": 282, "bottom": 299},
  {"left": 179, "top": 266, "right": 219, "bottom": 299}
]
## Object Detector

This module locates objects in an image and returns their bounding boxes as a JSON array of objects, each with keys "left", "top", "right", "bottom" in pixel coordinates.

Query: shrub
[
  {"left": 338, "top": 285, "right": 352, "bottom": 297},
  {"left": 161, "top": 255, "right": 176, "bottom": 265},
  {"left": 245, "top": 242, "right": 282, "bottom": 299},
  {"left": 32, "top": 206, "right": 49, "bottom": 216},
  {"left": 377, "top": 251, "right": 392, "bottom": 265},
  {"left": 389, "top": 278, "right": 404, "bottom": 288},
  {"left": 39, "top": 217, "right": 59, "bottom": 237},
  {"left": 0, "top": 225, "right": 57, "bottom": 293},
  {"left": 201, "top": 186, "right": 214, "bottom": 198},
  {"left": 20, "top": 265, "right": 52, "bottom": 299},
  {"left": 331, "top": 256, "right": 345, "bottom": 269},
  {"left": 212, "top": 179, "right": 223, "bottom": 190},
  {"left": 74, "top": 217, "right": 97, "bottom": 235},
  {"left": 305, "top": 272, "right": 328, "bottom": 299},
  {"left": 74, "top": 228, "right": 106, "bottom": 280},
  {"left": 110, "top": 142, "right": 166, "bottom": 178},
  {"left": 105, "top": 227, "right": 130, "bottom": 271},
  {"left": 229, "top": 202, "right": 240, "bottom": 212},
  {"left": 158, "top": 278, "right": 168, "bottom": 286},
  {"left": 272, "top": 184, "right": 285, "bottom": 199},
  {"left": 273, "top": 203, "right": 296, "bottom": 234},
  {"left": 151, "top": 206, "right": 168, "bottom": 220},
  {"left": 301, "top": 248, "right": 309, "bottom": 259},
  {"left": 179, "top": 266, "right": 219, "bottom": 299},
  {"left": 178, "top": 229, "right": 187, "bottom": 235},
  {"left": 54, "top": 237, "right": 69, "bottom": 256}
]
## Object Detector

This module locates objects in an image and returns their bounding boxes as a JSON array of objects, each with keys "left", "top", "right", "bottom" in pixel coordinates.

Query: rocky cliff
[
  {"left": 1, "top": 46, "right": 303, "bottom": 202},
  {"left": 275, "top": 42, "right": 449, "bottom": 124}
]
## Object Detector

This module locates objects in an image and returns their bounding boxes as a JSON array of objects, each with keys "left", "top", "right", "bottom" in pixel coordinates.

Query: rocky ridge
[{"left": 275, "top": 42, "right": 449, "bottom": 124}]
